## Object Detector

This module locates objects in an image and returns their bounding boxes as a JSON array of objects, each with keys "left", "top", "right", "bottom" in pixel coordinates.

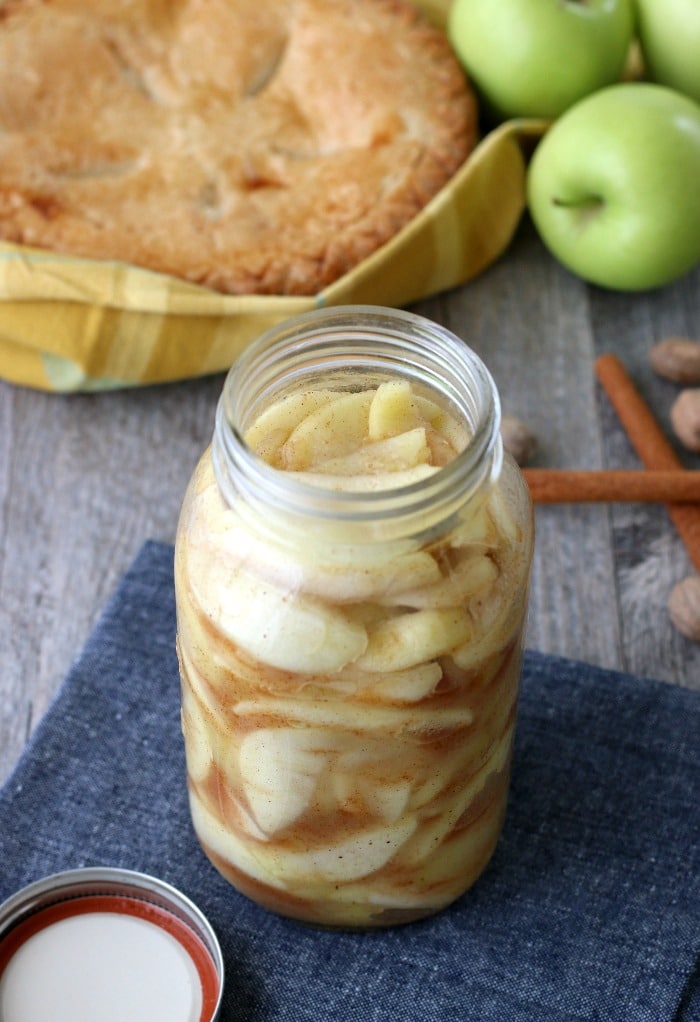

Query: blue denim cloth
[{"left": 1, "top": 541, "right": 698, "bottom": 1021}]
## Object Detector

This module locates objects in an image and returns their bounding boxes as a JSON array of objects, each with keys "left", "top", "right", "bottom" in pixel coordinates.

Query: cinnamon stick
[
  {"left": 594, "top": 353, "right": 700, "bottom": 571},
  {"left": 524, "top": 469, "right": 700, "bottom": 505}
]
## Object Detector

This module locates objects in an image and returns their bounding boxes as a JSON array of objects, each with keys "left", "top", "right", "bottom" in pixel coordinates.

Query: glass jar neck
[{"left": 212, "top": 306, "right": 503, "bottom": 545}]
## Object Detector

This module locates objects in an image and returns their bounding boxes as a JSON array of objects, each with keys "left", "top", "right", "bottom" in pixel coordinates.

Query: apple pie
[{"left": 0, "top": 0, "right": 477, "bottom": 296}]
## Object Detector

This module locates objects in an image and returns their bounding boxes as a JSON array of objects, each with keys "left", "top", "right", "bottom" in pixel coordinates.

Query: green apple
[
  {"left": 447, "top": 0, "right": 635, "bottom": 121},
  {"left": 526, "top": 83, "right": 700, "bottom": 291},
  {"left": 635, "top": 0, "right": 700, "bottom": 104}
]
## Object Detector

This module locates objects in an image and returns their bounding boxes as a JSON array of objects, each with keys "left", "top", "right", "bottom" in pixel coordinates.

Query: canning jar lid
[{"left": 0, "top": 867, "right": 224, "bottom": 1022}]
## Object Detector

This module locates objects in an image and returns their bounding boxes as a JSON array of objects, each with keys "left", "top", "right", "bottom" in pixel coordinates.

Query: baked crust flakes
[{"left": 0, "top": 0, "right": 477, "bottom": 295}]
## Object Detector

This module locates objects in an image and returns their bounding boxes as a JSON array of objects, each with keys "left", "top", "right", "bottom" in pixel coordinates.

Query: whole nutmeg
[
  {"left": 668, "top": 575, "right": 700, "bottom": 642},
  {"left": 670, "top": 388, "right": 700, "bottom": 452},
  {"left": 648, "top": 336, "right": 700, "bottom": 384},
  {"left": 500, "top": 414, "right": 537, "bottom": 466}
]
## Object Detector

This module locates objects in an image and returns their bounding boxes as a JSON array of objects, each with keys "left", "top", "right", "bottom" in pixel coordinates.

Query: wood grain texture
[
  {"left": 590, "top": 262, "right": 700, "bottom": 687},
  {"left": 1, "top": 215, "right": 699, "bottom": 786}
]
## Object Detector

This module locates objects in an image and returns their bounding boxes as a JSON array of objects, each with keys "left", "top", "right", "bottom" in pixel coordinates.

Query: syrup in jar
[{"left": 174, "top": 306, "right": 533, "bottom": 928}]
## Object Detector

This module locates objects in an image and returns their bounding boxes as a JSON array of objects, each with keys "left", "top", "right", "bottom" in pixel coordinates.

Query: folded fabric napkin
[
  {"left": 0, "top": 115, "right": 540, "bottom": 394},
  {"left": 1, "top": 541, "right": 698, "bottom": 1021}
]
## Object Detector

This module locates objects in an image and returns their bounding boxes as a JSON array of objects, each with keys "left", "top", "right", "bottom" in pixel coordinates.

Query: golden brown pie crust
[{"left": 0, "top": 0, "right": 477, "bottom": 296}]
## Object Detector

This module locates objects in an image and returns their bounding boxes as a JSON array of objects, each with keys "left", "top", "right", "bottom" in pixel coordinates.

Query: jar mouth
[{"left": 213, "top": 306, "right": 502, "bottom": 531}]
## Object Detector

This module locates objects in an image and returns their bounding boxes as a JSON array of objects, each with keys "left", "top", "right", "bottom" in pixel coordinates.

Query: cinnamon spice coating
[{"left": 0, "top": 0, "right": 477, "bottom": 295}]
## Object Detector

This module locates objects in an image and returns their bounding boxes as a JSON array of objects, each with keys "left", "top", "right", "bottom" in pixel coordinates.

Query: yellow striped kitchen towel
[{"left": 0, "top": 116, "right": 547, "bottom": 392}]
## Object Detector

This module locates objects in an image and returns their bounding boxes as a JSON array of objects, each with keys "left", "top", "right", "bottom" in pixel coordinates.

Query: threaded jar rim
[{"left": 212, "top": 305, "right": 502, "bottom": 538}]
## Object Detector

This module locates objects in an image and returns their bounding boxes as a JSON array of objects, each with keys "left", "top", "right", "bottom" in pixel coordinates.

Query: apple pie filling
[{"left": 175, "top": 377, "right": 532, "bottom": 927}]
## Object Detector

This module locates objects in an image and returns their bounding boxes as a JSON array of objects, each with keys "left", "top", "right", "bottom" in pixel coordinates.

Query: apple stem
[
  {"left": 552, "top": 196, "right": 603, "bottom": 210},
  {"left": 551, "top": 195, "right": 604, "bottom": 227}
]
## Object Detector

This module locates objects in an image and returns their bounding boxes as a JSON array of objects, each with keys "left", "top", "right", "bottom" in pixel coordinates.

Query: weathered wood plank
[
  {"left": 1, "top": 217, "right": 699, "bottom": 790},
  {"left": 590, "top": 267, "right": 700, "bottom": 688},
  {"left": 0, "top": 374, "right": 224, "bottom": 783}
]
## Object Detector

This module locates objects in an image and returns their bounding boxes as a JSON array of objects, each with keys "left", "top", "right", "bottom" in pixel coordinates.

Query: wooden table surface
[{"left": 1, "top": 216, "right": 699, "bottom": 787}]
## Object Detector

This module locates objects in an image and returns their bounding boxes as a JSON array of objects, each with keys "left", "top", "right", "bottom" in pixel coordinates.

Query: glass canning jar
[{"left": 174, "top": 306, "right": 533, "bottom": 929}]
